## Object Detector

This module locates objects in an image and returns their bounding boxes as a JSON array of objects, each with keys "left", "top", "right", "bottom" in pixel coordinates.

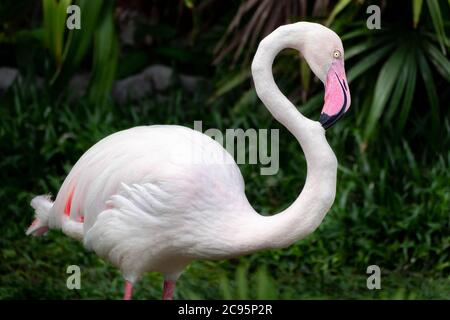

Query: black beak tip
[{"left": 319, "top": 113, "right": 335, "bottom": 130}]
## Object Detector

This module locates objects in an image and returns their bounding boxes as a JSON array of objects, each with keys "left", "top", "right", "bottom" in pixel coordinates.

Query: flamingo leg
[
  {"left": 123, "top": 280, "right": 133, "bottom": 300},
  {"left": 162, "top": 279, "right": 176, "bottom": 300}
]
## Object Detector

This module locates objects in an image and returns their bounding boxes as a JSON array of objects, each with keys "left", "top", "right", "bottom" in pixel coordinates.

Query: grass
[
  {"left": 0, "top": 80, "right": 449, "bottom": 299},
  {"left": 1, "top": 231, "right": 448, "bottom": 299}
]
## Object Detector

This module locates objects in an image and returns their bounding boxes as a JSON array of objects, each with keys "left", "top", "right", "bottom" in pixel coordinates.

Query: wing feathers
[{"left": 107, "top": 182, "right": 171, "bottom": 217}]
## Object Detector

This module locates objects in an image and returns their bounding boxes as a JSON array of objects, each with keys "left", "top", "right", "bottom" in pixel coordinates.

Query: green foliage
[
  {"left": 332, "top": 1, "right": 450, "bottom": 143},
  {"left": 87, "top": 2, "right": 118, "bottom": 106},
  {"left": 212, "top": 1, "right": 450, "bottom": 145},
  {"left": 1, "top": 0, "right": 118, "bottom": 103},
  {"left": 0, "top": 80, "right": 449, "bottom": 299},
  {"left": 56, "top": 0, "right": 104, "bottom": 79},
  {"left": 326, "top": 0, "right": 352, "bottom": 26},
  {"left": 425, "top": 0, "right": 449, "bottom": 53},
  {"left": 213, "top": 0, "right": 331, "bottom": 65},
  {"left": 42, "top": 0, "right": 71, "bottom": 66},
  {"left": 41, "top": 0, "right": 118, "bottom": 104},
  {"left": 0, "top": 0, "right": 449, "bottom": 300},
  {"left": 216, "top": 265, "right": 277, "bottom": 300},
  {"left": 413, "top": 0, "right": 424, "bottom": 27}
]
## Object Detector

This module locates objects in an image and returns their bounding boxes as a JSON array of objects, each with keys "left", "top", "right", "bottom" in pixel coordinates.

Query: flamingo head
[{"left": 300, "top": 24, "right": 351, "bottom": 129}]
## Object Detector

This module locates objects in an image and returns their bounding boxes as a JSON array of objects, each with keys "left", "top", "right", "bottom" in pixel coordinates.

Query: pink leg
[
  {"left": 123, "top": 280, "right": 133, "bottom": 300},
  {"left": 162, "top": 279, "right": 176, "bottom": 300}
]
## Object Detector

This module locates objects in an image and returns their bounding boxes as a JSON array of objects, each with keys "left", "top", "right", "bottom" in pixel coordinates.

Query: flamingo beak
[{"left": 319, "top": 60, "right": 351, "bottom": 129}]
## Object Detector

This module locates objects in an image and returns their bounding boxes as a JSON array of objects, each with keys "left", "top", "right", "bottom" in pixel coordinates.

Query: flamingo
[{"left": 26, "top": 22, "right": 350, "bottom": 300}]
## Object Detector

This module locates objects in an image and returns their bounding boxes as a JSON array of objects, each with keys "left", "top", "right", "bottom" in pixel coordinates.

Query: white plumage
[{"left": 27, "top": 22, "right": 350, "bottom": 299}]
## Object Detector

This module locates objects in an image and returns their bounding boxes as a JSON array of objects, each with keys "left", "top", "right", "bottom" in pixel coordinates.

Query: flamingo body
[{"left": 53, "top": 125, "right": 257, "bottom": 281}]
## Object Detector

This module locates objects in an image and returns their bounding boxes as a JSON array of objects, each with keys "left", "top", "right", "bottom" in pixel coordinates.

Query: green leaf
[
  {"left": 347, "top": 42, "right": 395, "bottom": 83},
  {"left": 345, "top": 37, "right": 389, "bottom": 60},
  {"left": 413, "top": 0, "right": 423, "bottom": 28},
  {"left": 341, "top": 27, "right": 370, "bottom": 41},
  {"left": 255, "top": 267, "right": 277, "bottom": 299},
  {"left": 236, "top": 265, "right": 249, "bottom": 299},
  {"left": 219, "top": 274, "right": 232, "bottom": 300},
  {"left": 326, "top": 0, "right": 352, "bottom": 26},
  {"left": 385, "top": 58, "right": 409, "bottom": 122},
  {"left": 398, "top": 52, "right": 417, "bottom": 131},
  {"left": 42, "top": 0, "right": 71, "bottom": 66},
  {"left": 299, "top": 92, "right": 323, "bottom": 117},
  {"left": 424, "top": 41, "right": 450, "bottom": 81},
  {"left": 209, "top": 69, "right": 250, "bottom": 102},
  {"left": 184, "top": 0, "right": 194, "bottom": 9},
  {"left": 56, "top": 0, "right": 105, "bottom": 83},
  {"left": 417, "top": 49, "right": 440, "bottom": 134},
  {"left": 364, "top": 46, "right": 406, "bottom": 140},
  {"left": 426, "top": 0, "right": 448, "bottom": 54},
  {"left": 232, "top": 89, "right": 256, "bottom": 115},
  {"left": 87, "top": 2, "right": 118, "bottom": 105},
  {"left": 345, "top": 42, "right": 372, "bottom": 60},
  {"left": 300, "top": 58, "right": 310, "bottom": 94},
  {"left": 14, "top": 28, "right": 45, "bottom": 44}
]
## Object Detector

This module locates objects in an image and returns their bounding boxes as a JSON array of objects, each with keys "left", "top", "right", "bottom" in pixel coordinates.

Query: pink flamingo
[{"left": 27, "top": 22, "right": 350, "bottom": 300}]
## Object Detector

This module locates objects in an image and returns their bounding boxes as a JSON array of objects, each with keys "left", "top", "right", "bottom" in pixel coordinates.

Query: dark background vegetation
[{"left": 0, "top": 0, "right": 449, "bottom": 299}]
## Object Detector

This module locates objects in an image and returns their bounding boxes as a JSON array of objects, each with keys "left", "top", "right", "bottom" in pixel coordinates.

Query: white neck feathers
[{"left": 241, "top": 22, "right": 338, "bottom": 251}]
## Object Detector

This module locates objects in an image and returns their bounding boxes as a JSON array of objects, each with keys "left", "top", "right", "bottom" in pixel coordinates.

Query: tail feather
[{"left": 26, "top": 195, "right": 53, "bottom": 236}]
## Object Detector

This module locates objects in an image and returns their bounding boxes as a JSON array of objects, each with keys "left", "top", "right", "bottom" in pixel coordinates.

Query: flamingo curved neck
[{"left": 244, "top": 23, "right": 338, "bottom": 251}]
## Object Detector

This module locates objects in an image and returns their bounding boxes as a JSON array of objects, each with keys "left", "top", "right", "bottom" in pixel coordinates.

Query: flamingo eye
[{"left": 333, "top": 50, "right": 341, "bottom": 59}]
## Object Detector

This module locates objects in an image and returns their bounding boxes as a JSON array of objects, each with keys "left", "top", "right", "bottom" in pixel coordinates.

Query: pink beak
[{"left": 319, "top": 60, "right": 351, "bottom": 129}]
